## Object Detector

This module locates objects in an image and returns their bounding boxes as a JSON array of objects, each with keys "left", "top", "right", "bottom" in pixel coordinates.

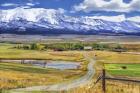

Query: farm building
[{"left": 84, "top": 46, "right": 93, "bottom": 50}]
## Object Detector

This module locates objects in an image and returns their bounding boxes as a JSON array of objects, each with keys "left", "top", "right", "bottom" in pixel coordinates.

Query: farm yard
[{"left": 0, "top": 42, "right": 140, "bottom": 93}]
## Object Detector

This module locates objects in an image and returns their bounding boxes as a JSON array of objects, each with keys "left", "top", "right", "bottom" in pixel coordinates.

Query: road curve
[{"left": 11, "top": 53, "right": 96, "bottom": 92}]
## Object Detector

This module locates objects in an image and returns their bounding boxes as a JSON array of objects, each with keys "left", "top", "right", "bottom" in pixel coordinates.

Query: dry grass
[
  {"left": 67, "top": 81, "right": 140, "bottom": 93},
  {"left": 0, "top": 43, "right": 140, "bottom": 93},
  {"left": 0, "top": 43, "right": 83, "bottom": 62},
  {"left": 0, "top": 62, "right": 85, "bottom": 90},
  {"left": 67, "top": 51, "right": 140, "bottom": 93},
  {"left": 94, "top": 50, "right": 140, "bottom": 63},
  {"left": 122, "top": 44, "right": 140, "bottom": 52},
  {"left": 0, "top": 44, "right": 87, "bottom": 90}
]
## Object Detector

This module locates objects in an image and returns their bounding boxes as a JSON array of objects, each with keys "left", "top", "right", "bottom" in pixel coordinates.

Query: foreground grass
[
  {"left": 68, "top": 80, "right": 140, "bottom": 93},
  {"left": 0, "top": 43, "right": 140, "bottom": 93},
  {"left": 0, "top": 62, "right": 85, "bottom": 90},
  {"left": 67, "top": 51, "right": 140, "bottom": 93},
  {"left": 0, "top": 43, "right": 87, "bottom": 90}
]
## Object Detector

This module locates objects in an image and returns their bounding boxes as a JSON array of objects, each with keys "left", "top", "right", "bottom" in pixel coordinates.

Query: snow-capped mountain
[{"left": 0, "top": 8, "right": 140, "bottom": 35}]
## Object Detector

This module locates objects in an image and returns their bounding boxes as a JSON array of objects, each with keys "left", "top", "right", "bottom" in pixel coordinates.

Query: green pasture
[{"left": 105, "top": 64, "right": 140, "bottom": 77}]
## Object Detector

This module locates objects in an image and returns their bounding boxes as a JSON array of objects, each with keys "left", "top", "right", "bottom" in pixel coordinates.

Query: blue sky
[{"left": 0, "top": 0, "right": 140, "bottom": 17}]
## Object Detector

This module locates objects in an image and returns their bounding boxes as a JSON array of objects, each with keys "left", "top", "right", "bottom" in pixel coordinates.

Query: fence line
[
  {"left": 95, "top": 69, "right": 140, "bottom": 93},
  {"left": 105, "top": 77, "right": 140, "bottom": 83}
]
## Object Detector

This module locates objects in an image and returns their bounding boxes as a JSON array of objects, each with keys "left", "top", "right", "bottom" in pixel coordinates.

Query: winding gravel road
[{"left": 11, "top": 53, "right": 96, "bottom": 92}]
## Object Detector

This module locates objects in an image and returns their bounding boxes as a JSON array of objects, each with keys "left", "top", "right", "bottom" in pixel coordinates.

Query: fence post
[
  {"left": 43, "top": 62, "right": 47, "bottom": 68},
  {"left": 21, "top": 60, "right": 23, "bottom": 64},
  {"left": 23, "top": 60, "right": 25, "bottom": 64},
  {"left": 102, "top": 69, "right": 106, "bottom": 93}
]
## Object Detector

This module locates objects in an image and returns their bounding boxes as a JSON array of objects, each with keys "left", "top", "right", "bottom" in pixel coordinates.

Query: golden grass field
[
  {"left": 0, "top": 43, "right": 140, "bottom": 93},
  {"left": 0, "top": 43, "right": 89, "bottom": 91},
  {"left": 67, "top": 51, "right": 140, "bottom": 93}
]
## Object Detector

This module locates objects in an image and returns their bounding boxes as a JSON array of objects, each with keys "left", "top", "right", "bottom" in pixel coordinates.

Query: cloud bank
[
  {"left": 86, "top": 15, "right": 126, "bottom": 22},
  {"left": 127, "top": 16, "right": 140, "bottom": 22},
  {"left": 74, "top": 0, "right": 140, "bottom": 12},
  {"left": 1, "top": 3, "right": 18, "bottom": 7},
  {"left": 80, "top": 15, "right": 140, "bottom": 22},
  {"left": 0, "top": 2, "right": 40, "bottom": 8}
]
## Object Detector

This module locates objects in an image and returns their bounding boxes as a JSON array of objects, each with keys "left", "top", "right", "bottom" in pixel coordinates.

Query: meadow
[
  {"left": 0, "top": 43, "right": 88, "bottom": 90},
  {"left": 0, "top": 62, "right": 86, "bottom": 90},
  {"left": 0, "top": 43, "right": 84, "bottom": 61},
  {"left": 68, "top": 50, "right": 140, "bottom": 93},
  {"left": 105, "top": 64, "right": 140, "bottom": 77},
  {"left": 0, "top": 42, "right": 140, "bottom": 93}
]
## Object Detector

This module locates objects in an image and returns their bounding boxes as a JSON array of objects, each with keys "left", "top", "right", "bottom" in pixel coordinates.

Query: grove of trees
[{"left": 15, "top": 42, "right": 127, "bottom": 52}]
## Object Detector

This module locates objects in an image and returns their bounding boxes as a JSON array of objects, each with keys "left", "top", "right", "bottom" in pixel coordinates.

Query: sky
[{"left": 0, "top": 0, "right": 140, "bottom": 20}]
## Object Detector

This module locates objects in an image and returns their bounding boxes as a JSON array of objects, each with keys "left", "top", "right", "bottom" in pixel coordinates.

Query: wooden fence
[
  {"left": 95, "top": 69, "right": 140, "bottom": 93},
  {"left": 0, "top": 59, "right": 48, "bottom": 68}
]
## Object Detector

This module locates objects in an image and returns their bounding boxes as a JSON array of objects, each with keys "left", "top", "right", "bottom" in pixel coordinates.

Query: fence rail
[
  {"left": 0, "top": 58, "right": 48, "bottom": 60},
  {"left": 105, "top": 77, "right": 140, "bottom": 83},
  {"left": 95, "top": 69, "right": 140, "bottom": 93}
]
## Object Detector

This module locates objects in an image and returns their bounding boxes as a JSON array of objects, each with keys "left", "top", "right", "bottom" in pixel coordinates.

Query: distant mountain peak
[{"left": 0, "top": 8, "right": 140, "bottom": 35}]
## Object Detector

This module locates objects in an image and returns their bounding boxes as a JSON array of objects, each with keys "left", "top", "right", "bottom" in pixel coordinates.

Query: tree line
[{"left": 14, "top": 42, "right": 127, "bottom": 52}]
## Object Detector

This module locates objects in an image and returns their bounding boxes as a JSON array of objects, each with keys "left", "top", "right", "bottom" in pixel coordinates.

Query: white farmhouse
[{"left": 84, "top": 46, "right": 93, "bottom": 50}]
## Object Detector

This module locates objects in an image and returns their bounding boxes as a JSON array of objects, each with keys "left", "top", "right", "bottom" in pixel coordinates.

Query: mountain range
[{"left": 0, "top": 8, "right": 140, "bottom": 35}]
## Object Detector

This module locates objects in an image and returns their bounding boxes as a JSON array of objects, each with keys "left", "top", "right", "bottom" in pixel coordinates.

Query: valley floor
[
  {"left": 1, "top": 34, "right": 140, "bottom": 44},
  {"left": 0, "top": 43, "right": 140, "bottom": 93}
]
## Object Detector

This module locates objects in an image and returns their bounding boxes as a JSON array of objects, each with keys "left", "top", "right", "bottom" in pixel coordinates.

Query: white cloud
[
  {"left": 74, "top": 0, "right": 140, "bottom": 12},
  {"left": 130, "top": 0, "right": 140, "bottom": 10},
  {"left": 0, "top": 1, "right": 39, "bottom": 7},
  {"left": 127, "top": 16, "right": 140, "bottom": 22},
  {"left": 83, "top": 15, "right": 140, "bottom": 22},
  {"left": 26, "top": 3, "right": 35, "bottom": 6},
  {"left": 1, "top": 3, "right": 18, "bottom": 7},
  {"left": 26, "top": 2, "right": 39, "bottom": 6},
  {"left": 19, "top": 6, "right": 31, "bottom": 9},
  {"left": 58, "top": 8, "right": 66, "bottom": 13},
  {"left": 84, "top": 15, "right": 140, "bottom": 22},
  {"left": 87, "top": 15, "right": 126, "bottom": 22}
]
